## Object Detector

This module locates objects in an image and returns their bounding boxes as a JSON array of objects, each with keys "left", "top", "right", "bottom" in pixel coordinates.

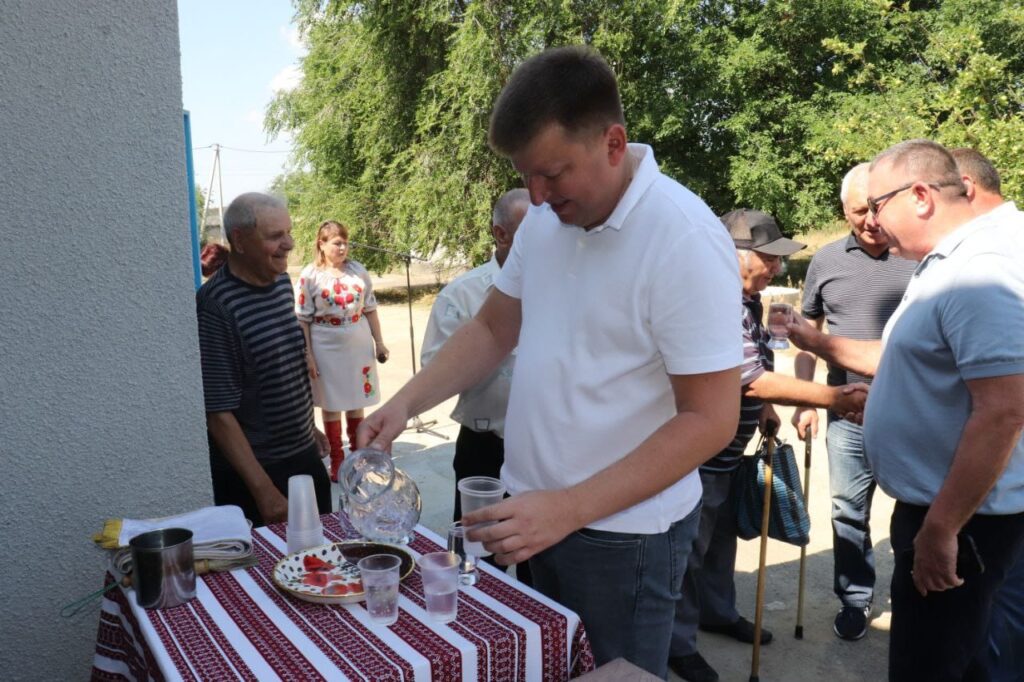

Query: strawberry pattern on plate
[{"left": 272, "top": 541, "right": 414, "bottom": 605}]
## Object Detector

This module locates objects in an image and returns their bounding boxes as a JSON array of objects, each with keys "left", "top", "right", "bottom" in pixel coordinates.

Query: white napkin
[{"left": 110, "top": 505, "right": 253, "bottom": 575}]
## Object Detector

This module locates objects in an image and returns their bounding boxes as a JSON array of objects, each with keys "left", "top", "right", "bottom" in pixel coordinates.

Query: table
[{"left": 92, "top": 513, "right": 595, "bottom": 681}]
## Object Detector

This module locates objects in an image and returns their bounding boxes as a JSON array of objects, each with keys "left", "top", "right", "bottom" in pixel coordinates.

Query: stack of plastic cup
[
  {"left": 287, "top": 474, "right": 325, "bottom": 554},
  {"left": 418, "top": 552, "right": 460, "bottom": 623},
  {"left": 457, "top": 476, "right": 506, "bottom": 556}
]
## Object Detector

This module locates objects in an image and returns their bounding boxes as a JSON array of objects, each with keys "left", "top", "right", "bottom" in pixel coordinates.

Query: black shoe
[
  {"left": 833, "top": 605, "right": 870, "bottom": 640},
  {"left": 699, "top": 616, "right": 773, "bottom": 644},
  {"left": 668, "top": 652, "right": 719, "bottom": 682}
]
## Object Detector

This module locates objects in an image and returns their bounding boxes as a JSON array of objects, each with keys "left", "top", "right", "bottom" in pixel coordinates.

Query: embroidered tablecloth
[{"left": 91, "top": 514, "right": 594, "bottom": 681}]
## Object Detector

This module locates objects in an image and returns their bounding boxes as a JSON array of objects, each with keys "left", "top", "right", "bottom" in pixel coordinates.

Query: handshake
[{"left": 830, "top": 383, "right": 868, "bottom": 424}]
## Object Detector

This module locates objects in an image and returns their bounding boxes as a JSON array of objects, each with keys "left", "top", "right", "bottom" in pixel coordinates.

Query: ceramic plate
[{"left": 272, "top": 541, "right": 415, "bottom": 605}]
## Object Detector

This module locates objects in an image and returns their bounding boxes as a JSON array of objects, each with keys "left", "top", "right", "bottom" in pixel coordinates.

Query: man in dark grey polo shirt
[
  {"left": 788, "top": 140, "right": 1024, "bottom": 681},
  {"left": 792, "top": 163, "right": 916, "bottom": 640}
]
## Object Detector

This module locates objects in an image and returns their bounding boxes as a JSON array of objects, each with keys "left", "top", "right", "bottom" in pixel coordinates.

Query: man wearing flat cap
[{"left": 669, "top": 209, "right": 869, "bottom": 682}]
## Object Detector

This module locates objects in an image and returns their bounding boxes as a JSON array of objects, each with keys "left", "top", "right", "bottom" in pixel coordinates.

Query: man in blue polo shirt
[{"left": 788, "top": 139, "right": 1024, "bottom": 680}]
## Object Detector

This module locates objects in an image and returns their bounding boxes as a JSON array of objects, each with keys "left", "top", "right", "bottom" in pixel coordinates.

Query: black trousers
[
  {"left": 452, "top": 425, "right": 532, "bottom": 585},
  {"left": 210, "top": 443, "right": 332, "bottom": 528},
  {"left": 889, "top": 501, "right": 1024, "bottom": 682}
]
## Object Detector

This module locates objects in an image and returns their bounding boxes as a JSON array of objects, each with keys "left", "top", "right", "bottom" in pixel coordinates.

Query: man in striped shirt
[
  {"left": 670, "top": 209, "right": 869, "bottom": 682},
  {"left": 792, "top": 163, "right": 916, "bottom": 641},
  {"left": 196, "top": 193, "right": 331, "bottom": 526}
]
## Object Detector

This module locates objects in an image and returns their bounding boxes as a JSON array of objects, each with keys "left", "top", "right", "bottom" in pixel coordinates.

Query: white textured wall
[{"left": 0, "top": 3, "right": 211, "bottom": 677}]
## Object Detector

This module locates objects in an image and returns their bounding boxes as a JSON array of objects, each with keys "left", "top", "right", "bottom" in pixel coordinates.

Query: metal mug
[{"left": 129, "top": 528, "right": 197, "bottom": 609}]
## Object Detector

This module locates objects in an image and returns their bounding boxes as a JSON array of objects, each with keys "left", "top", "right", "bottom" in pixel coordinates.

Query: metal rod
[
  {"left": 216, "top": 144, "right": 225, "bottom": 241},
  {"left": 795, "top": 429, "right": 813, "bottom": 639},
  {"left": 347, "top": 242, "right": 447, "bottom": 441}
]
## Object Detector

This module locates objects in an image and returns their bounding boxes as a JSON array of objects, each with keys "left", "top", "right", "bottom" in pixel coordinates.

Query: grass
[
  {"left": 776, "top": 220, "right": 849, "bottom": 289},
  {"left": 374, "top": 283, "right": 443, "bottom": 306}
]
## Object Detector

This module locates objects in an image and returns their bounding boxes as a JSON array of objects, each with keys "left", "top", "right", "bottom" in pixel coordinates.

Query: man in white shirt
[
  {"left": 420, "top": 188, "right": 530, "bottom": 582},
  {"left": 358, "top": 46, "right": 742, "bottom": 676}
]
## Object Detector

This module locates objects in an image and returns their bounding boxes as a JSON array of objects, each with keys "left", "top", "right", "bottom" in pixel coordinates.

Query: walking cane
[
  {"left": 794, "top": 429, "right": 812, "bottom": 639},
  {"left": 750, "top": 422, "right": 778, "bottom": 682}
]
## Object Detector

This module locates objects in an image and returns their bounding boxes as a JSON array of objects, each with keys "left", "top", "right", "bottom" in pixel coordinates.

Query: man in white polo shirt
[{"left": 359, "top": 46, "right": 743, "bottom": 676}]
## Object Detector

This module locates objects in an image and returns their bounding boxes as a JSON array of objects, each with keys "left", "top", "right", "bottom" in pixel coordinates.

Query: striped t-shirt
[
  {"left": 801, "top": 234, "right": 916, "bottom": 387},
  {"left": 196, "top": 263, "right": 316, "bottom": 464},
  {"left": 702, "top": 295, "right": 772, "bottom": 472}
]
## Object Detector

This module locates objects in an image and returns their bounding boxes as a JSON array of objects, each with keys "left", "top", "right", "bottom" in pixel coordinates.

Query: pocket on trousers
[{"left": 573, "top": 527, "right": 644, "bottom": 549}]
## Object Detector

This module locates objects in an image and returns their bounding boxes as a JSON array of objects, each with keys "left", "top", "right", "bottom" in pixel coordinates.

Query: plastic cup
[
  {"left": 287, "top": 474, "right": 324, "bottom": 553},
  {"left": 358, "top": 554, "right": 402, "bottom": 626},
  {"left": 447, "top": 522, "right": 479, "bottom": 586},
  {"left": 417, "top": 552, "right": 460, "bottom": 623},
  {"left": 457, "top": 476, "right": 506, "bottom": 557}
]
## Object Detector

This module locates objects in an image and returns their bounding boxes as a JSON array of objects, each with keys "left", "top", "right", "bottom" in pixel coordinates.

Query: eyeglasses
[{"left": 867, "top": 181, "right": 962, "bottom": 216}]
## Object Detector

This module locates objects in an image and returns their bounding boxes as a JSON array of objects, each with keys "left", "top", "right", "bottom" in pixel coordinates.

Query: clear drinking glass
[
  {"left": 447, "top": 522, "right": 480, "bottom": 586},
  {"left": 767, "top": 302, "right": 794, "bottom": 350},
  {"left": 417, "top": 552, "right": 460, "bottom": 623},
  {"left": 457, "top": 476, "right": 506, "bottom": 557},
  {"left": 357, "top": 554, "right": 401, "bottom": 626}
]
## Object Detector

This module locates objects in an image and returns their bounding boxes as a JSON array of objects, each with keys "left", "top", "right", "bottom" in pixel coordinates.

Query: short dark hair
[
  {"left": 950, "top": 147, "right": 1002, "bottom": 196},
  {"left": 871, "top": 139, "right": 967, "bottom": 198},
  {"left": 223, "top": 192, "right": 286, "bottom": 247},
  {"left": 488, "top": 46, "right": 625, "bottom": 157}
]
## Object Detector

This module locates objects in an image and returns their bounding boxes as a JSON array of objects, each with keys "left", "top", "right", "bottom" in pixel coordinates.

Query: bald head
[{"left": 492, "top": 188, "right": 530, "bottom": 266}]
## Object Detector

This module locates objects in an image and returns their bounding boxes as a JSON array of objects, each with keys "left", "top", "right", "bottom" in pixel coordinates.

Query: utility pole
[{"left": 201, "top": 143, "right": 226, "bottom": 242}]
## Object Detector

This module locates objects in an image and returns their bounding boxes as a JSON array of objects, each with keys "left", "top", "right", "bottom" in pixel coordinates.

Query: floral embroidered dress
[{"left": 295, "top": 260, "right": 380, "bottom": 410}]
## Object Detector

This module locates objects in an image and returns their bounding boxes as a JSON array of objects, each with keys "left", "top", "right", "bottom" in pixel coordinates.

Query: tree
[
  {"left": 268, "top": 0, "right": 742, "bottom": 268},
  {"left": 268, "top": 0, "right": 1024, "bottom": 260},
  {"left": 722, "top": 0, "right": 1024, "bottom": 228}
]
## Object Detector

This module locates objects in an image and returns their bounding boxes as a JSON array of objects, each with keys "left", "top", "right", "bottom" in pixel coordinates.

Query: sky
[{"left": 177, "top": 0, "right": 304, "bottom": 209}]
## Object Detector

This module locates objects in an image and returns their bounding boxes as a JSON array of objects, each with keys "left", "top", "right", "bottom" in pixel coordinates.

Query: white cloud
[
  {"left": 245, "top": 109, "right": 263, "bottom": 126},
  {"left": 269, "top": 64, "right": 302, "bottom": 93},
  {"left": 279, "top": 24, "right": 305, "bottom": 54}
]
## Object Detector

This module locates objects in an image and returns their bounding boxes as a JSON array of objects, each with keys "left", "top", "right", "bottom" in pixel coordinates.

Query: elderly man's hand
[
  {"left": 786, "top": 314, "right": 822, "bottom": 352},
  {"left": 463, "top": 490, "right": 582, "bottom": 565},
  {"left": 831, "top": 383, "right": 869, "bottom": 424},
  {"left": 911, "top": 522, "right": 963, "bottom": 596},
  {"left": 355, "top": 400, "right": 409, "bottom": 452},
  {"left": 792, "top": 407, "right": 818, "bottom": 439}
]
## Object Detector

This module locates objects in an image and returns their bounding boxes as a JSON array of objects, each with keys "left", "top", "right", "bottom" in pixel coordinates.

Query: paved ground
[{"left": 326, "top": 272, "right": 893, "bottom": 681}]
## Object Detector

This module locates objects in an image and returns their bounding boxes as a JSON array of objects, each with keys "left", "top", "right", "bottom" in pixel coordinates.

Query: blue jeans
[
  {"left": 827, "top": 417, "right": 876, "bottom": 608},
  {"left": 983, "top": 548, "right": 1024, "bottom": 681},
  {"left": 671, "top": 469, "right": 741, "bottom": 657},
  {"left": 529, "top": 504, "right": 700, "bottom": 679}
]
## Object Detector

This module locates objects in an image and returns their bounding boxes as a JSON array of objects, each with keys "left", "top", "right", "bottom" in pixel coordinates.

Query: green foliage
[
  {"left": 194, "top": 184, "right": 206, "bottom": 224},
  {"left": 268, "top": 0, "right": 1024, "bottom": 262}
]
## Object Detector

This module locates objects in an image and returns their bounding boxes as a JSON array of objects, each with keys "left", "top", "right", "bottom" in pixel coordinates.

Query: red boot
[
  {"left": 325, "top": 419, "right": 345, "bottom": 482},
  {"left": 346, "top": 416, "right": 363, "bottom": 454}
]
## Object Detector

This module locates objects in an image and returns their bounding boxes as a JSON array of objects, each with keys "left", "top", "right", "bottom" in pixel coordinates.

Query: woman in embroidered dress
[{"left": 296, "top": 220, "right": 389, "bottom": 481}]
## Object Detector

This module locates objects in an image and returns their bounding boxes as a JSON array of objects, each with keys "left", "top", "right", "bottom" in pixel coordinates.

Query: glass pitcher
[{"left": 338, "top": 448, "right": 422, "bottom": 544}]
